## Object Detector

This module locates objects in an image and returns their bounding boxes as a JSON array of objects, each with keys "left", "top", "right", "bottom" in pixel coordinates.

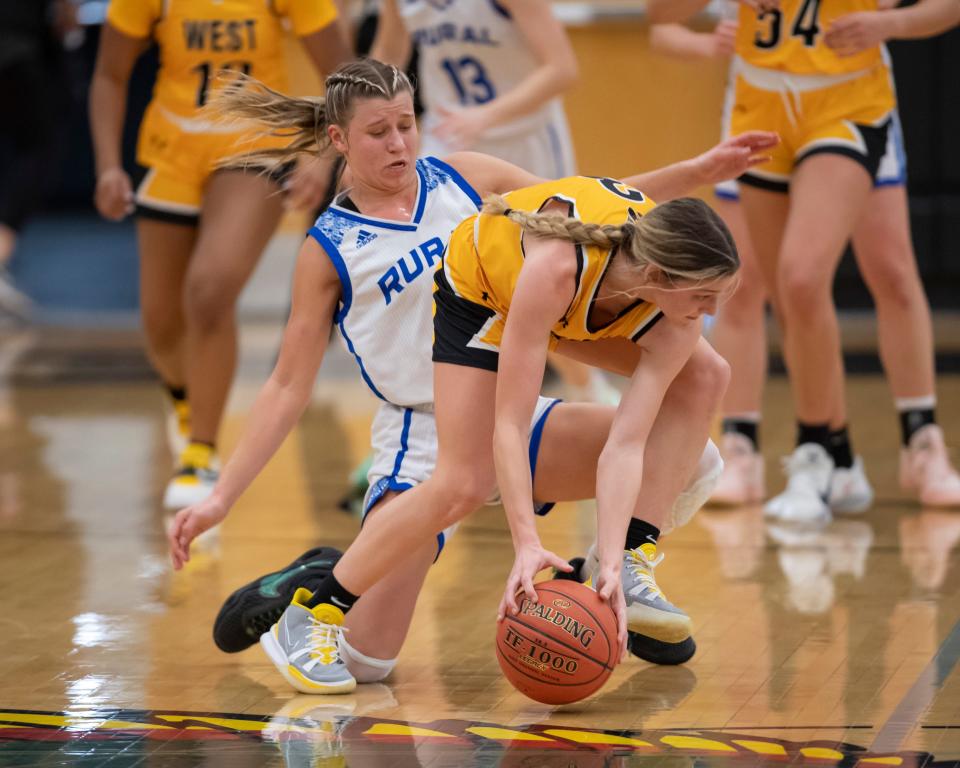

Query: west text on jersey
[
  {"left": 377, "top": 237, "right": 445, "bottom": 305},
  {"left": 183, "top": 19, "right": 257, "bottom": 52}
]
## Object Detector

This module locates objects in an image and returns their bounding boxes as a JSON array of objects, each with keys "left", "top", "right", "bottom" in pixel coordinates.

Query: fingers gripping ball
[{"left": 496, "top": 580, "right": 617, "bottom": 704}]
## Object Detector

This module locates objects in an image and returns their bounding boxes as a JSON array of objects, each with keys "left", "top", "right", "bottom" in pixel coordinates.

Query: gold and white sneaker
[
  {"left": 163, "top": 442, "right": 219, "bottom": 510},
  {"left": 900, "top": 425, "right": 960, "bottom": 507}
]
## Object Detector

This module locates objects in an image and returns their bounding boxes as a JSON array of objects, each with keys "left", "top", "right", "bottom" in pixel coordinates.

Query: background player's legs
[
  {"left": 137, "top": 217, "right": 195, "bottom": 392},
  {"left": 776, "top": 155, "right": 872, "bottom": 428},
  {"left": 853, "top": 185, "right": 933, "bottom": 402},
  {"left": 852, "top": 185, "right": 960, "bottom": 505},
  {"left": 184, "top": 170, "right": 284, "bottom": 445},
  {"left": 708, "top": 197, "right": 768, "bottom": 504},
  {"left": 743, "top": 155, "right": 874, "bottom": 520}
]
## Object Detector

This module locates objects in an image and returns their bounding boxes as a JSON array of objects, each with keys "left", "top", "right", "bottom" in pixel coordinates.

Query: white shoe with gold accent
[
  {"left": 162, "top": 442, "right": 219, "bottom": 510},
  {"left": 261, "top": 588, "right": 357, "bottom": 695}
]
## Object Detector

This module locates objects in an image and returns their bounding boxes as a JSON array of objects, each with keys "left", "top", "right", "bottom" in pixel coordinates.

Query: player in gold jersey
[
  {"left": 647, "top": 0, "right": 960, "bottom": 511},
  {"left": 89, "top": 0, "right": 350, "bottom": 510},
  {"left": 715, "top": 0, "right": 903, "bottom": 521},
  {"left": 433, "top": 179, "right": 740, "bottom": 646}
]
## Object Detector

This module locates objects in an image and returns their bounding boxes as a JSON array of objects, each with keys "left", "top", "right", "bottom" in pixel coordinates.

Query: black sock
[
  {"left": 900, "top": 408, "right": 936, "bottom": 446},
  {"left": 304, "top": 573, "right": 359, "bottom": 612},
  {"left": 165, "top": 383, "right": 187, "bottom": 402},
  {"left": 722, "top": 418, "right": 760, "bottom": 450},
  {"left": 625, "top": 518, "right": 660, "bottom": 551},
  {"left": 796, "top": 421, "right": 831, "bottom": 452},
  {"left": 827, "top": 426, "right": 854, "bottom": 469}
]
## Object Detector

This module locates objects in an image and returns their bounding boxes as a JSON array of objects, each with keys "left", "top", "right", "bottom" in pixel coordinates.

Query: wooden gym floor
[{"left": 2, "top": 324, "right": 960, "bottom": 767}]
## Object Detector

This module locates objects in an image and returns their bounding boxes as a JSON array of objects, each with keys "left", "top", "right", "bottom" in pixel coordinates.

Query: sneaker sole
[
  {"left": 626, "top": 605, "right": 693, "bottom": 644},
  {"left": 260, "top": 628, "right": 357, "bottom": 695},
  {"left": 628, "top": 632, "right": 696, "bottom": 665}
]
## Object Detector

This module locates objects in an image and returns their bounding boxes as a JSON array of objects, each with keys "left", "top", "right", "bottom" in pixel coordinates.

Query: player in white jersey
[
  {"left": 371, "top": 0, "right": 620, "bottom": 412},
  {"left": 167, "top": 60, "right": 777, "bottom": 691},
  {"left": 374, "top": 0, "right": 577, "bottom": 179},
  {"left": 648, "top": 0, "right": 960, "bottom": 512}
]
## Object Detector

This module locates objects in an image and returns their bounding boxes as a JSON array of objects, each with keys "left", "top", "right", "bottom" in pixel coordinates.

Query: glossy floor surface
[{"left": 2, "top": 326, "right": 960, "bottom": 767}]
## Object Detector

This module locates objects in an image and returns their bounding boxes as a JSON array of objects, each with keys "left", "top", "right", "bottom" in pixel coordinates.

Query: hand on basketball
[
  {"left": 694, "top": 131, "right": 779, "bottom": 185},
  {"left": 594, "top": 566, "right": 628, "bottom": 661},
  {"left": 825, "top": 12, "right": 892, "bottom": 57},
  {"left": 95, "top": 167, "right": 134, "bottom": 221},
  {"left": 497, "top": 542, "right": 573, "bottom": 621},
  {"left": 284, "top": 156, "right": 331, "bottom": 212},
  {"left": 167, "top": 496, "right": 229, "bottom": 570},
  {"left": 433, "top": 105, "right": 492, "bottom": 151}
]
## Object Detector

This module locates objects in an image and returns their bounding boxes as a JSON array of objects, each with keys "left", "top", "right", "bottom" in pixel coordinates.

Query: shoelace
[
  {"left": 625, "top": 548, "right": 666, "bottom": 600},
  {"left": 307, "top": 618, "right": 346, "bottom": 667}
]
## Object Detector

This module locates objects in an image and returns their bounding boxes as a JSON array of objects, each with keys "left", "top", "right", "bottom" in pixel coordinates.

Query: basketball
[{"left": 495, "top": 580, "right": 618, "bottom": 705}]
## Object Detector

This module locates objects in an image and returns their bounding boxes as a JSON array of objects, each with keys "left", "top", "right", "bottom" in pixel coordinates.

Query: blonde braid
[{"left": 481, "top": 194, "right": 626, "bottom": 249}]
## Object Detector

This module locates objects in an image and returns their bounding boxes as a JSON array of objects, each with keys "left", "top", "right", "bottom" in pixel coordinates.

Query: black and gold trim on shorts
[
  {"left": 134, "top": 204, "right": 199, "bottom": 226},
  {"left": 432, "top": 268, "right": 500, "bottom": 372},
  {"left": 739, "top": 117, "right": 891, "bottom": 194}
]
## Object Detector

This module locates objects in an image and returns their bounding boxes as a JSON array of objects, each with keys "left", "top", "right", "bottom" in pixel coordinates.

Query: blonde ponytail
[{"left": 482, "top": 193, "right": 738, "bottom": 285}]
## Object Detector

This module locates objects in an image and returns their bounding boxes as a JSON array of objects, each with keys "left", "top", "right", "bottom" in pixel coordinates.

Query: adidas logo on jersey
[{"left": 356, "top": 230, "right": 377, "bottom": 249}]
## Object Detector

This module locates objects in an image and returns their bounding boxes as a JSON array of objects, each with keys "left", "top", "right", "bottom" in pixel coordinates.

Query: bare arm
[
  {"left": 169, "top": 237, "right": 342, "bottom": 567},
  {"left": 370, "top": 0, "right": 413, "bottom": 67},
  {"left": 593, "top": 317, "right": 702, "bottom": 650},
  {"left": 495, "top": 217, "right": 580, "bottom": 616},
  {"left": 298, "top": 18, "right": 353, "bottom": 74},
  {"left": 89, "top": 23, "right": 147, "bottom": 220},
  {"left": 472, "top": 0, "right": 577, "bottom": 128},
  {"left": 826, "top": 0, "right": 960, "bottom": 55},
  {"left": 447, "top": 130, "right": 778, "bottom": 203},
  {"left": 618, "top": 130, "right": 778, "bottom": 201},
  {"left": 649, "top": 20, "right": 738, "bottom": 59}
]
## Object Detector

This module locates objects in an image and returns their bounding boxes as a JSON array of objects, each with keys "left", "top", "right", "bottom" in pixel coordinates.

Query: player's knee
[
  {"left": 677, "top": 345, "right": 729, "bottom": 412},
  {"left": 339, "top": 635, "right": 397, "bottom": 683},
  {"left": 431, "top": 471, "right": 490, "bottom": 528},
  {"left": 183, "top": 275, "right": 238, "bottom": 333},
  {"left": 778, "top": 266, "right": 830, "bottom": 317},
  {"left": 865, "top": 256, "right": 921, "bottom": 312}
]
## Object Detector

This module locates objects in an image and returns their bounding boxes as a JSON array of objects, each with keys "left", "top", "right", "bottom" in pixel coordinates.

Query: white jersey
[
  {"left": 401, "top": 0, "right": 576, "bottom": 177},
  {"left": 308, "top": 156, "right": 481, "bottom": 408}
]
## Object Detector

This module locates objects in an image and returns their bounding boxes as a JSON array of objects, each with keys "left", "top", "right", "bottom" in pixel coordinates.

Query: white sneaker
[
  {"left": 828, "top": 457, "right": 874, "bottom": 513},
  {"left": 163, "top": 442, "right": 219, "bottom": 509},
  {"left": 666, "top": 438, "right": 723, "bottom": 533},
  {"left": 900, "top": 425, "right": 960, "bottom": 507},
  {"left": 764, "top": 443, "right": 833, "bottom": 525},
  {"left": 709, "top": 432, "right": 765, "bottom": 506}
]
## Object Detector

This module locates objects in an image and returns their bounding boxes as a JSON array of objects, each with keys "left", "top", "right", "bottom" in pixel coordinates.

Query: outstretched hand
[
  {"left": 168, "top": 496, "right": 229, "bottom": 570},
  {"left": 694, "top": 131, "right": 780, "bottom": 186},
  {"left": 594, "top": 565, "right": 628, "bottom": 661},
  {"left": 497, "top": 543, "right": 573, "bottom": 621}
]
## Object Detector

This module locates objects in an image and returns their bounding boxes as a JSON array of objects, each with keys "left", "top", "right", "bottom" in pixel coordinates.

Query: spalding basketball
[{"left": 495, "top": 579, "right": 618, "bottom": 704}]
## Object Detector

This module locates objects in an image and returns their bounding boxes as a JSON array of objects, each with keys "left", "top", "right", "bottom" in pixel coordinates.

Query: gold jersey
[
  {"left": 735, "top": 0, "right": 882, "bottom": 75},
  {"left": 106, "top": 0, "right": 337, "bottom": 118},
  {"left": 443, "top": 176, "right": 663, "bottom": 348}
]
